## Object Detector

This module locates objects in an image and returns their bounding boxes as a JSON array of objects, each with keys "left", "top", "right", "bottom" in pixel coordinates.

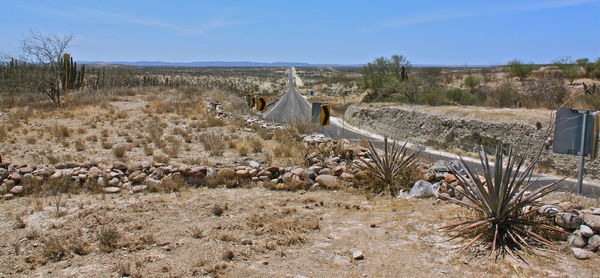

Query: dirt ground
[{"left": 1, "top": 187, "right": 598, "bottom": 277}]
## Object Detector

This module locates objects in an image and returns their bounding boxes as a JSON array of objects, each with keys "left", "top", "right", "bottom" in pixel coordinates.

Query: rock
[
  {"left": 588, "top": 235, "right": 600, "bottom": 251},
  {"left": 257, "top": 170, "right": 273, "bottom": 178},
  {"left": 113, "top": 162, "right": 128, "bottom": 171},
  {"left": 18, "top": 167, "right": 34, "bottom": 174},
  {"left": 241, "top": 239, "right": 253, "bottom": 245},
  {"left": 568, "top": 232, "right": 586, "bottom": 248},
  {"left": 579, "top": 225, "right": 595, "bottom": 238},
  {"left": 444, "top": 173, "right": 457, "bottom": 183},
  {"left": 97, "top": 177, "right": 106, "bottom": 187},
  {"left": 265, "top": 166, "right": 280, "bottom": 173},
  {"left": 0, "top": 168, "right": 7, "bottom": 180},
  {"left": 248, "top": 160, "right": 260, "bottom": 168},
  {"left": 291, "top": 168, "right": 305, "bottom": 177},
  {"left": 305, "top": 169, "right": 317, "bottom": 179},
  {"left": 132, "top": 185, "right": 148, "bottom": 193},
  {"left": 340, "top": 173, "right": 354, "bottom": 181},
  {"left": 407, "top": 181, "right": 440, "bottom": 198},
  {"left": 189, "top": 166, "right": 207, "bottom": 179},
  {"left": 235, "top": 170, "right": 250, "bottom": 178},
  {"left": 108, "top": 177, "right": 120, "bottom": 187},
  {"left": 315, "top": 175, "right": 338, "bottom": 189},
  {"left": 332, "top": 166, "right": 344, "bottom": 176},
  {"left": 351, "top": 249, "right": 364, "bottom": 260},
  {"left": 9, "top": 185, "right": 24, "bottom": 195},
  {"left": 555, "top": 213, "right": 583, "bottom": 230},
  {"left": 583, "top": 214, "right": 600, "bottom": 231},
  {"left": 3, "top": 193, "right": 14, "bottom": 200},
  {"left": 572, "top": 247, "right": 593, "bottom": 260},
  {"left": 282, "top": 172, "right": 294, "bottom": 183},
  {"left": 318, "top": 168, "right": 333, "bottom": 175},
  {"left": 453, "top": 185, "right": 465, "bottom": 199},
  {"left": 103, "top": 187, "right": 121, "bottom": 194},
  {"left": 429, "top": 160, "right": 449, "bottom": 173},
  {"left": 8, "top": 173, "right": 21, "bottom": 182}
]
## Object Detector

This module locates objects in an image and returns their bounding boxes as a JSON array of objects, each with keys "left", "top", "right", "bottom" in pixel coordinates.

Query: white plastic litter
[{"left": 403, "top": 180, "right": 440, "bottom": 198}]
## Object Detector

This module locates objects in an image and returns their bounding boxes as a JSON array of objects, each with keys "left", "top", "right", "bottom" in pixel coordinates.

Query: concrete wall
[{"left": 345, "top": 105, "right": 600, "bottom": 180}]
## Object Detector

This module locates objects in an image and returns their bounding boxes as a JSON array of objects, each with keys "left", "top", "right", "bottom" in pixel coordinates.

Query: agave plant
[
  {"left": 358, "top": 137, "right": 420, "bottom": 196},
  {"left": 439, "top": 145, "right": 564, "bottom": 259}
]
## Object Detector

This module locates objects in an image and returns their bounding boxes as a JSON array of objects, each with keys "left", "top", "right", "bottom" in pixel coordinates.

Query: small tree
[
  {"left": 463, "top": 75, "right": 480, "bottom": 90},
  {"left": 507, "top": 59, "right": 536, "bottom": 81},
  {"left": 554, "top": 57, "right": 579, "bottom": 84},
  {"left": 19, "top": 31, "right": 75, "bottom": 106}
]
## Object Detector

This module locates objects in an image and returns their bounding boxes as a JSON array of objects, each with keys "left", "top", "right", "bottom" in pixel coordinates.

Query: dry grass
[
  {"left": 247, "top": 135, "right": 263, "bottom": 153},
  {"left": 97, "top": 226, "right": 121, "bottom": 253},
  {"left": 199, "top": 132, "right": 227, "bottom": 156},
  {"left": 153, "top": 153, "right": 170, "bottom": 164},
  {"left": 74, "top": 139, "right": 86, "bottom": 151},
  {"left": 42, "top": 236, "right": 70, "bottom": 262},
  {"left": 113, "top": 144, "right": 128, "bottom": 159}
]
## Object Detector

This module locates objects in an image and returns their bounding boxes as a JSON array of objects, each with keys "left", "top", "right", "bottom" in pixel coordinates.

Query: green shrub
[{"left": 446, "top": 88, "right": 476, "bottom": 105}]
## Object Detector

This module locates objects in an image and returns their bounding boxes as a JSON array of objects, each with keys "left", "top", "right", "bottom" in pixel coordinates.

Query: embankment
[{"left": 345, "top": 104, "right": 600, "bottom": 180}]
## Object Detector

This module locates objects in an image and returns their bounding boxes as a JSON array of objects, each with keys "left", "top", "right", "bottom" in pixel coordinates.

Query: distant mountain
[{"left": 79, "top": 61, "right": 364, "bottom": 68}]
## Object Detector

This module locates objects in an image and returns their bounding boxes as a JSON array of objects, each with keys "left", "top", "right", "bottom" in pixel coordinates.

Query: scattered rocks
[
  {"left": 568, "top": 232, "right": 586, "bottom": 248},
  {"left": 583, "top": 214, "right": 600, "bottom": 231},
  {"left": 315, "top": 175, "right": 338, "bottom": 189},
  {"left": 9, "top": 185, "right": 24, "bottom": 195},
  {"left": 351, "top": 249, "right": 364, "bottom": 260},
  {"left": 103, "top": 187, "right": 121, "bottom": 194},
  {"left": 555, "top": 213, "right": 584, "bottom": 230},
  {"left": 572, "top": 247, "right": 594, "bottom": 260},
  {"left": 579, "top": 225, "right": 595, "bottom": 238},
  {"left": 588, "top": 235, "right": 600, "bottom": 251}
]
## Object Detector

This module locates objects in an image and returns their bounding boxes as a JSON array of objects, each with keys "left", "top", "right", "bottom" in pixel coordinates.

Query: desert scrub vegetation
[
  {"left": 199, "top": 132, "right": 228, "bottom": 156},
  {"left": 439, "top": 145, "right": 564, "bottom": 259},
  {"left": 357, "top": 137, "right": 421, "bottom": 196}
]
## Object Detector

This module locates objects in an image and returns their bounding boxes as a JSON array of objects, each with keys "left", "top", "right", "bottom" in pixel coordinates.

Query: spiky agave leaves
[
  {"left": 358, "top": 137, "right": 420, "bottom": 196},
  {"left": 439, "top": 145, "right": 565, "bottom": 259}
]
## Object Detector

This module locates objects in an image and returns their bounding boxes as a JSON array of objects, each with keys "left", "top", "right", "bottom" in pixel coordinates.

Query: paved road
[{"left": 266, "top": 68, "right": 600, "bottom": 198}]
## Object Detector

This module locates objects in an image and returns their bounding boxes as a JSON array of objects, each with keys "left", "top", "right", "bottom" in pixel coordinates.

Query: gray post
[{"left": 577, "top": 111, "right": 589, "bottom": 194}]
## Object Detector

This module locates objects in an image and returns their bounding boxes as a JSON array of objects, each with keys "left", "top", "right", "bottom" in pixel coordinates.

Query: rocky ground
[{"left": 1, "top": 87, "right": 600, "bottom": 277}]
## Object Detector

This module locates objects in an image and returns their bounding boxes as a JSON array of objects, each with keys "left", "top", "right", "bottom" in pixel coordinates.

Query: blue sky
[{"left": 0, "top": 0, "right": 598, "bottom": 65}]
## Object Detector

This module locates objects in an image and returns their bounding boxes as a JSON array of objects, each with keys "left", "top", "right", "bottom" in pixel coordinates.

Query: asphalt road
[{"left": 268, "top": 68, "right": 600, "bottom": 198}]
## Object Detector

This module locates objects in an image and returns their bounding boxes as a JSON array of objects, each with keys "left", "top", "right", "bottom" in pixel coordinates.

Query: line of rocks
[{"left": 0, "top": 135, "right": 373, "bottom": 200}]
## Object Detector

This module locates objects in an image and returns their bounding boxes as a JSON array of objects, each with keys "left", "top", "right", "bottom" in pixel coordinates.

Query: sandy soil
[{"left": 1, "top": 187, "right": 598, "bottom": 277}]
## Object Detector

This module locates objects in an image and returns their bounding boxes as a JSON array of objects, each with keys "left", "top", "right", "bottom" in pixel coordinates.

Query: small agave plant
[
  {"left": 359, "top": 137, "right": 420, "bottom": 196},
  {"left": 439, "top": 144, "right": 565, "bottom": 259}
]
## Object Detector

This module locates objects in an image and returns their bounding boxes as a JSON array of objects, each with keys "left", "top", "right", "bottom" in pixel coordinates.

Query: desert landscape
[{"left": 2, "top": 1, "right": 600, "bottom": 277}]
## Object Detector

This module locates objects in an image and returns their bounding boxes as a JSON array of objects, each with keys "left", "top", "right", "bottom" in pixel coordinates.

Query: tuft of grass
[
  {"left": 102, "top": 140, "right": 114, "bottom": 149},
  {"left": 98, "top": 226, "right": 121, "bottom": 253},
  {"left": 247, "top": 135, "right": 263, "bottom": 153},
  {"left": 236, "top": 142, "right": 250, "bottom": 156},
  {"left": 222, "top": 250, "right": 234, "bottom": 261},
  {"left": 190, "top": 226, "right": 205, "bottom": 239},
  {"left": 153, "top": 153, "right": 170, "bottom": 164},
  {"left": 439, "top": 144, "right": 565, "bottom": 260},
  {"left": 74, "top": 139, "right": 86, "bottom": 151},
  {"left": 51, "top": 125, "right": 71, "bottom": 138},
  {"left": 211, "top": 203, "right": 228, "bottom": 216},
  {"left": 113, "top": 144, "right": 128, "bottom": 159},
  {"left": 199, "top": 132, "right": 227, "bottom": 156},
  {"left": 42, "top": 236, "right": 70, "bottom": 262}
]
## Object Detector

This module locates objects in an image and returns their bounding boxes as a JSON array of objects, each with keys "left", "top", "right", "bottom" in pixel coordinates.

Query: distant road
[{"left": 266, "top": 68, "right": 600, "bottom": 198}]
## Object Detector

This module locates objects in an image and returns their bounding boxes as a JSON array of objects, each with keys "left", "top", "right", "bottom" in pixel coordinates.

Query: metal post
[{"left": 577, "top": 111, "right": 588, "bottom": 194}]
